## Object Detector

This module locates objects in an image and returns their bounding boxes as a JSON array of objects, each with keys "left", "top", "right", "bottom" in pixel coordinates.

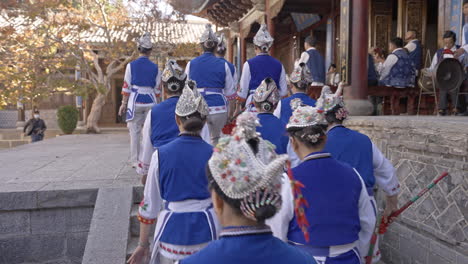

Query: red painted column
[
  {"left": 241, "top": 37, "right": 247, "bottom": 65},
  {"left": 228, "top": 36, "right": 234, "bottom": 63},
  {"left": 348, "top": 0, "right": 369, "bottom": 100}
]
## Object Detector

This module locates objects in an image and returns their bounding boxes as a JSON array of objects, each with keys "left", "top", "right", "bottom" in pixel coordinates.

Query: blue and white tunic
[
  {"left": 181, "top": 226, "right": 316, "bottom": 264},
  {"left": 379, "top": 48, "right": 415, "bottom": 88},
  {"left": 256, "top": 113, "right": 288, "bottom": 155},
  {"left": 238, "top": 54, "right": 287, "bottom": 112},
  {"left": 324, "top": 125, "right": 400, "bottom": 198},
  {"left": 137, "top": 96, "right": 180, "bottom": 175},
  {"left": 269, "top": 152, "right": 375, "bottom": 264},
  {"left": 404, "top": 39, "right": 422, "bottom": 71},
  {"left": 299, "top": 48, "right": 326, "bottom": 85},
  {"left": 185, "top": 52, "right": 236, "bottom": 115},
  {"left": 122, "top": 56, "right": 162, "bottom": 121},
  {"left": 138, "top": 135, "right": 219, "bottom": 262}
]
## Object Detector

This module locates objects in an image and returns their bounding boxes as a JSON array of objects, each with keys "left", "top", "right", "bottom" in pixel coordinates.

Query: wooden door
[{"left": 369, "top": 0, "right": 393, "bottom": 52}]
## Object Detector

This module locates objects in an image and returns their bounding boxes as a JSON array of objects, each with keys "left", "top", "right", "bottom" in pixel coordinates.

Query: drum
[
  {"left": 435, "top": 58, "right": 464, "bottom": 93},
  {"left": 418, "top": 68, "right": 434, "bottom": 93}
]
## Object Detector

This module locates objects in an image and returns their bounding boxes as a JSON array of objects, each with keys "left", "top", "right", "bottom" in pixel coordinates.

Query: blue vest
[
  {"left": 256, "top": 113, "right": 288, "bottom": 154},
  {"left": 220, "top": 58, "right": 236, "bottom": 78},
  {"left": 189, "top": 52, "right": 227, "bottom": 107},
  {"left": 150, "top": 96, "right": 180, "bottom": 148},
  {"left": 288, "top": 152, "right": 362, "bottom": 246},
  {"left": 157, "top": 135, "right": 214, "bottom": 246},
  {"left": 158, "top": 135, "right": 213, "bottom": 202},
  {"left": 368, "top": 54, "right": 378, "bottom": 81},
  {"left": 324, "top": 126, "right": 375, "bottom": 188},
  {"left": 380, "top": 49, "right": 415, "bottom": 88},
  {"left": 130, "top": 56, "right": 159, "bottom": 104},
  {"left": 408, "top": 40, "right": 422, "bottom": 70},
  {"left": 181, "top": 233, "right": 316, "bottom": 264},
  {"left": 306, "top": 49, "right": 326, "bottom": 83},
  {"left": 247, "top": 55, "right": 282, "bottom": 92},
  {"left": 279, "top": 93, "right": 316, "bottom": 125}
]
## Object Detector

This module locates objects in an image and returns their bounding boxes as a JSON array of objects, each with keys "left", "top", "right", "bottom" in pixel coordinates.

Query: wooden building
[{"left": 171, "top": 0, "right": 466, "bottom": 115}]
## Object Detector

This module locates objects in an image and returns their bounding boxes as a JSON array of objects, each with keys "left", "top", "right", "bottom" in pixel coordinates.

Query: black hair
[
  {"left": 329, "top": 63, "right": 336, "bottom": 69},
  {"left": 202, "top": 42, "right": 217, "bottom": 53},
  {"left": 464, "top": 0, "right": 468, "bottom": 6},
  {"left": 254, "top": 101, "right": 274, "bottom": 112},
  {"left": 163, "top": 77, "right": 186, "bottom": 96},
  {"left": 390, "top": 37, "right": 404, "bottom": 48},
  {"left": 256, "top": 45, "right": 269, "bottom": 53},
  {"left": 324, "top": 105, "right": 345, "bottom": 124},
  {"left": 216, "top": 46, "right": 227, "bottom": 57},
  {"left": 34, "top": 110, "right": 40, "bottom": 114},
  {"left": 177, "top": 112, "right": 206, "bottom": 132},
  {"left": 443, "top": 31, "right": 457, "bottom": 42},
  {"left": 138, "top": 47, "right": 152, "bottom": 55},
  {"left": 287, "top": 124, "right": 326, "bottom": 148},
  {"left": 305, "top": 36, "right": 317, "bottom": 47},
  {"left": 207, "top": 138, "right": 277, "bottom": 223}
]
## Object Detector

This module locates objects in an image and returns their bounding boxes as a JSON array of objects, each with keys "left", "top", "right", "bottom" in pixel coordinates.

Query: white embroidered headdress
[
  {"left": 137, "top": 33, "right": 153, "bottom": 49},
  {"left": 253, "top": 24, "right": 274, "bottom": 50},
  {"left": 175, "top": 80, "right": 209, "bottom": 117},
  {"left": 316, "top": 83, "right": 346, "bottom": 112},
  {"left": 290, "top": 62, "right": 313, "bottom": 87},
  {"left": 253, "top": 78, "right": 280, "bottom": 110},
  {"left": 209, "top": 112, "right": 288, "bottom": 201},
  {"left": 162, "top": 60, "right": 187, "bottom": 92},
  {"left": 200, "top": 24, "right": 219, "bottom": 48},
  {"left": 217, "top": 33, "right": 226, "bottom": 51},
  {"left": 286, "top": 98, "right": 327, "bottom": 129}
]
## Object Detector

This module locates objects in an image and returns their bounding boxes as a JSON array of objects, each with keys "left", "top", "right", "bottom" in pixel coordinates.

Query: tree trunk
[
  {"left": 86, "top": 80, "right": 111, "bottom": 133},
  {"left": 86, "top": 93, "right": 106, "bottom": 133}
]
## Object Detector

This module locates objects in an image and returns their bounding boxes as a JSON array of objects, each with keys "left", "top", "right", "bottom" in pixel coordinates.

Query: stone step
[
  {"left": 0, "top": 139, "right": 30, "bottom": 149},
  {"left": 129, "top": 204, "right": 155, "bottom": 238}
]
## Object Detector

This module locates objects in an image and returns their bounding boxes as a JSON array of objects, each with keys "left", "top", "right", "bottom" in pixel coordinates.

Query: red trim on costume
[
  {"left": 159, "top": 243, "right": 198, "bottom": 256},
  {"left": 122, "top": 91, "right": 130, "bottom": 96},
  {"left": 236, "top": 96, "right": 246, "bottom": 102},
  {"left": 137, "top": 214, "right": 156, "bottom": 225}
]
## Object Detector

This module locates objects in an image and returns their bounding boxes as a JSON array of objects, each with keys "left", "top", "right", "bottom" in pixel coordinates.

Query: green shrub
[{"left": 57, "top": 105, "right": 79, "bottom": 134}]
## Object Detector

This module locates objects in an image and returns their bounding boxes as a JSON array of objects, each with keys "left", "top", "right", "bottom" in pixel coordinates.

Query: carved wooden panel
[
  {"left": 369, "top": 0, "right": 393, "bottom": 51},
  {"left": 398, "top": 0, "right": 427, "bottom": 43}
]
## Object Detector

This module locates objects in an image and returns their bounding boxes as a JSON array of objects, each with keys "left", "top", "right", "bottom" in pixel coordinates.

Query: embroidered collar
[
  {"left": 303, "top": 152, "right": 331, "bottom": 162},
  {"left": 179, "top": 132, "right": 201, "bottom": 138},
  {"left": 326, "top": 124, "right": 344, "bottom": 133},
  {"left": 220, "top": 225, "right": 272, "bottom": 238}
]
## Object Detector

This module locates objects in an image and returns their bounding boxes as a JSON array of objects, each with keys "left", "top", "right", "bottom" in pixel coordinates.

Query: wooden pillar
[
  {"left": 349, "top": 0, "right": 369, "bottom": 99},
  {"left": 241, "top": 36, "right": 247, "bottom": 65},
  {"left": 228, "top": 36, "right": 234, "bottom": 63}
]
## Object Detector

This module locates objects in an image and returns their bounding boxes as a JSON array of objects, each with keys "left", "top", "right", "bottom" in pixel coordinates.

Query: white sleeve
[
  {"left": 184, "top": 61, "right": 191, "bottom": 78},
  {"left": 138, "top": 150, "right": 163, "bottom": 220},
  {"left": 372, "top": 143, "right": 400, "bottom": 196},
  {"left": 429, "top": 53, "right": 438, "bottom": 71},
  {"left": 273, "top": 100, "right": 282, "bottom": 118},
  {"left": 355, "top": 168, "right": 376, "bottom": 262},
  {"left": 232, "top": 66, "right": 239, "bottom": 91},
  {"left": 137, "top": 110, "right": 154, "bottom": 175},
  {"left": 224, "top": 62, "right": 236, "bottom": 99},
  {"left": 279, "top": 66, "right": 288, "bottom": 97},
  {"left": 287, "top": 141, "right": 301, "bottom": 168},
  {"left": 266, "top": 173, "right": 294, "bottom": 241},
  {"left": 405, "top": 42, "right": 417, "bottom": 53},
  {"left": 154, "top": 69, "right": 162, "bottom": 98},
  {"left": 238, "top": 62, "right": 251, "bottom": 100},
  {"left": 122, "top": 64, "right": 132, "bottom": 94},
  {"left": 298, "top": 51, "right": 309, "bottom": 64},
  {"left": 379, "top": 54, "right": 398, "bottom": 81}
]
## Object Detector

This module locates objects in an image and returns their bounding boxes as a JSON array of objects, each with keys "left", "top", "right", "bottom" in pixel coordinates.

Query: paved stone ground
[{"left": 0, "top": 134, "right": 140, "bottom": 194}]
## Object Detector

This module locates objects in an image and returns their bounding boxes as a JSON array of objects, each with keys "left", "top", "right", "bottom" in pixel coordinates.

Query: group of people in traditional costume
[{"left": 121, "top": 23, "right": 402, "bottom": 264}]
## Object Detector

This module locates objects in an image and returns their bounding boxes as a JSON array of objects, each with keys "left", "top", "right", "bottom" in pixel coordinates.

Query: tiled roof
[{"left": 0, "top": 13, "right": 206, "bottom": 45}]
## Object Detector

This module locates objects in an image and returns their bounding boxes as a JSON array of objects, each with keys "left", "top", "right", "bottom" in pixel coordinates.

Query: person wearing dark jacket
[{"left": 24, "top": 110, "right": 47, "bottom": 142}]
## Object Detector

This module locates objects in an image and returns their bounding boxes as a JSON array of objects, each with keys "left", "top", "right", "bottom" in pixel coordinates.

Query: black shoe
[
  {"left": 438, "top": 110, "right": 447, "bottom": 116},
  {"left": 456, "top": 111, "right": 468, "bottom": 116}
]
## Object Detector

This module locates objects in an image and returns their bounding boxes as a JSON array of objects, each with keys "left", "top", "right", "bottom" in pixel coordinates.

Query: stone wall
[
  {"left": 0, "top": 189, "right": 97, "bottom": 264},
  {"left": 25, "top": 109, "right": 58, "bottom": 129},
  {"left": 0, "top": 110, "right": 18, "bottom": 128},
  {"left": 346, "top": 116, "right": 468, "bottom": 264}
]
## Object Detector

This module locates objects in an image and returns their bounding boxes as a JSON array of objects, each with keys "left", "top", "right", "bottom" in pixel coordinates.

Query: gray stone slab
[
  {"left": 0, "top": 191, "right": 37, "bottom": 210},
  {"left": 37, "top": 189, "right": 98, "bottom": 208},
  {"left": 82, "top": 187, "right": 133, "bottom": 264},
  {"left": 66, "top": 232, "right": 88, "bottom": 261},
  {"left": 31, "top": 208, "right": 67, "bottom": 234},
  {"left": 27, "top": 234, "right": 66, "bottom": 263},
  {"left": 0, "top": 210, "right": 30, "bottom": 236},
  {"left": 66, "top": 207, "right": 94, "bottom": 233},
  {"left": 0, "top": 235, "right": 30, "bottom": 263}
]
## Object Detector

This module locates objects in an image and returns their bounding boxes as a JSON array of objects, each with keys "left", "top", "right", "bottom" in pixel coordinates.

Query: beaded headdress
[
  {"left": 162, "top": 60, "right": 187, "bottom": 92},
  {"left": 286, "top": 98, "right": 327, "bottom": 129},
  {"left": 209, "top": 112, "right": 288, "bottom": 220},
  {"left": 200, "top": 24, "right": 219, "bottom": 48},
  {"left": 316, "top": 83, "right": 348, "bottom": 120},
  {"left": 137, "top": 33, "right": 153, "bottom": 49},
  {"left": 175, "top": 80, "right": 209, "bottom": 118},
  {"left": 290, "top": 62, "right": 313, "bottom": 88},
  {"left": 253, "top": 24, "right": 274, "bottom": 50},
  {"left": 253, "top": 78, "right": 280, "bottom": 111}
]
